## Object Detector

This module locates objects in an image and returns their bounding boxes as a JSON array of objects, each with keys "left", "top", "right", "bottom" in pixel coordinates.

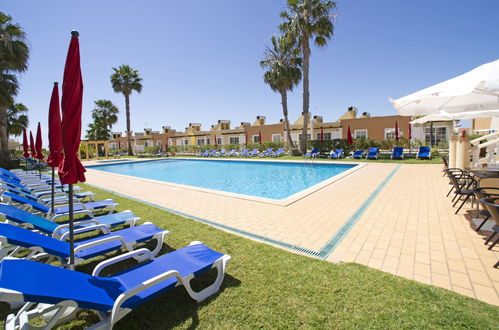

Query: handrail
[
  {"left": 471, "top": 131, "right": 499, "bottom": 146},
  {"left": 478, "top": 138, "right": 499, "bottom": 149}
]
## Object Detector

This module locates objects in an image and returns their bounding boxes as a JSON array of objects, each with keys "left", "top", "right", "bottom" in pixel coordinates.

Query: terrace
[{"left": 84, "top": 158, "right": 499, "bottom": 306}]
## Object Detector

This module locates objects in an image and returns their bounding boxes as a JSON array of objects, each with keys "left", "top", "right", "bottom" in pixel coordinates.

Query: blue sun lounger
[
  {"left": 0, "top": 178, "right": 89, "bottom": 201},
  {"left": 200, "top": 150, "right": 209, "bottom": 157},
  {"left": 1, "top": 194, "right": 138, "bottom": 227},
  {"left": 0, "top": 185, "right": 91, "bottom": 205},
  {"left": 352, "top": 150, "right": 364, "bottom": 159},
  {"left": 227, "top": 149, "right": 236, "bottom": 157},
  {"left": 238, "top": 148, "right": 249, "bottom": 157},
  {"left": 417, "top": 146, "right": 431, "bottom": 159},
  {"left": 0, "top": 170, "right": 52, "bottom": 183},
  {"left": 304, "top": 148, "right": 319, "bottom": 158},
  {"left": 391, "top": 147, "right": 404, "bottom": 159},
  {"left": 0, "top": 222, "right": 168, "bottom": 265},
  {"left": 0, "top": 242, "right": 230, "bottom": 329},
  {"left": 0, "top": 176, "right": 62, "bottom": 190},
  {"left": 270, "top": 148, "right": 285, "bottom": 157},
  {"left": 259, "top": 148, "right": 273, "bottom": 157},
  {"left": 0, "top": 204, "right": 139, "bottom": 240},
  {"left": 248, "top": 148, "right": 259, "bottom": 156},
  {"left": 217, "top": 149, "right": 227, "bottom": 157},
  {"left": 329, "top": 149, "right": 343, "bottom": 159},
  {"left": 367, "top": 147, "right": 379, "bottom": 159},
  {"left": 208, "top": 150, "right": 217, "bottom": 157},
  {"left": 1, "top": 191, "right": 117, "bottom": 220}
]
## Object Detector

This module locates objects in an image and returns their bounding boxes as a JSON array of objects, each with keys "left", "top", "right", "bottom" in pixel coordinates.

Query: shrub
[{"left": 144, "top": 146, "right": 159, "bottom": 155}]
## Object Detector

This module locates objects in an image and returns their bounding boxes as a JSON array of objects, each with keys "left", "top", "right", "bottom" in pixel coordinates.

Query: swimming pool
[{"left": 88, "top": 159, "right": 357, "bottom": 200}]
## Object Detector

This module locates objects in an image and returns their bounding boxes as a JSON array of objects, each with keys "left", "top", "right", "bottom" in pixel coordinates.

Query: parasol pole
[
  {"left": 68, "top": 183, "right": 74, "bottom": 268},
  {"left": 51, "top": 167, "right": 55, "bottom": 215}
]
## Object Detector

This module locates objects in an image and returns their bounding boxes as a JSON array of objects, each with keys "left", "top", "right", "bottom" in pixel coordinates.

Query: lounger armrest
[
  {"left": 73, "top": 235, "right": 129, "bottom": 256},
  {"left": 51, "top": 209, "right": 93, "bottom": 222},
  {"left": 92, "top": 248, "right": 155, "bottom": 276},
  {"left": 110, "top": 268, "right": 183, "bottom": 326},
  {"left": 53, "top": 221, "right": 107, "bottom": 239}
]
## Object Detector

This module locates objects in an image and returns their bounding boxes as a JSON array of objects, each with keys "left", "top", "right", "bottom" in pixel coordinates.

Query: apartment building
[{"left": 105, "top": 107, "right": 451, "bottom": 151}]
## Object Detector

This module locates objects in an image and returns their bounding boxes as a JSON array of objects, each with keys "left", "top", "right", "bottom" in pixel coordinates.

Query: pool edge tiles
[
  {"left": 84, "top": 164, "right": 399, "bottom": 260},
  {"left": 86, "top": 158, "right": 367, "bottom": 206}
]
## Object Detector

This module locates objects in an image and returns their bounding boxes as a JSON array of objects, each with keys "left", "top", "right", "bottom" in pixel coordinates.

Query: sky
[{"left": 3, "top": 0, "right": 499, "bottom": 145}]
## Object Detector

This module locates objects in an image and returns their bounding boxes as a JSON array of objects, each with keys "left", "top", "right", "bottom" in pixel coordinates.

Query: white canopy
[
  {"left": 390, "top": 59, "right": 499, "bottom": 116},
  {"left": 410, "top": 110, "right": 499, "bottom": 125}
]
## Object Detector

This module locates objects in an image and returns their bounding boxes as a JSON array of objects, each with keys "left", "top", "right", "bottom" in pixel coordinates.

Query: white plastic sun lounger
[{"left": 0, "top": 242, "right": 230, "bottom": 329}]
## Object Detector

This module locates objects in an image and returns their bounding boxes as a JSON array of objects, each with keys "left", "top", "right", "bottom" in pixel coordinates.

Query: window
[
  {"left": 272, "top": 134, "right": 281, "bottom": 142},
  {"left": 197, "top": 139, "right": 205, "bottom": 145},
  {"left": 217, "top": 137, "right": 222, "bottom": 145},
  {"left": 354, "top": 129, "right": 368, "bottom": 139},
  {"left": 425, "top": 126, "right": 447, "bottom": 144},
  {"left": 252, "top": 135, "right": 260, "bottom": 143},
  {"left": 183, "top": 139, "right": 189, "bottom": 146},
  {"left": 229, "top": 137, "right": 239, "bottom": 144},
  {"left": 156, "top": 141, "right": 162, "bottom": 147},
  {"left": 384, "top": 128, "right": 402, "bottom": 140},
  {"left": 316, "top": 132, "right": 332, "bottom": 140}
]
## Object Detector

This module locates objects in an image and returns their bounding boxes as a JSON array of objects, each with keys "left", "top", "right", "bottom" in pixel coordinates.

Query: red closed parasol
[
  {"left": 35, "top": 122, "right": 44, "bottom": 160},
  {"left": 395, "top": 121, "right": 399, "bottom": 141},
  {"left": 29, "top": 131, "right": 35, "bottom": 157},
  {"left": 47, "top": 82, "right": 63, "bottom": 215},
  {"left": 59, "top": 30, "right": 86, "bottom": 267},
  {"left": 347, "top": 126, "right": 353, "bottom": 145},
  {"left": 59, "top": 31, "right": 86, "bottom": 185},
  {"left": 22, "top": 129, "right": 29, "bottom": 158},
  {"left": 320, "top": 127, "right": 324, "bottom": 143},
  {"left": 258, "top": 130, "right": 262, "bottom": 144},
  {"left": 47, "top": 82, "right": 63, "bottom": 168}
]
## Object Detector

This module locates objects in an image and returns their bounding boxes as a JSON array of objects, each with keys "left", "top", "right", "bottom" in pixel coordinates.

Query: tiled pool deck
[{"left": 84, "top": 158, "right": 499, "bottom": 305}]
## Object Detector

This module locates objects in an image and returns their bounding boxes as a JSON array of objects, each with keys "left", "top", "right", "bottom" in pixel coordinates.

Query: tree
[
  {"left": 0, "top": 12, "right": 29, "bottom": 165},
  {"left": 260, "top": 35, "right": 301, "bottom": 150},
  {"left": 86, "top": 100, "right": 120, "bottom": 141},
  {"left": 86, "top": 99, "right": 119, "bottom": 141},
  {"left": 280, "top": 0, "right": 336, "bottom": 154},
  {"left": 86, "top": 121, "right": 109, "bottom": 141},
  {"left": 110, "top": 65, "right": 142, "bottom": 155},
  {"left": 6, "top": 101, "right": 28, "bottom": 136}
]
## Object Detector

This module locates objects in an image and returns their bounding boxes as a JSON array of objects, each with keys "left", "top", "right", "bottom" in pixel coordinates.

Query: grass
[
  {"left": 172, "top": 154, "right": 442, "bottom": 164},
  {"left": 2, "top": 184, "right": 496, "bottom": 329}
]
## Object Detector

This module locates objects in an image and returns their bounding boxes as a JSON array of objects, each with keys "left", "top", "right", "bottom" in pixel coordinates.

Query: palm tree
[
  {"left": 86, "top": 121, "right": 110, "bottom": 141},
  {"left": 7, "top": 101, "right": 28, "bottom": 136},
  {"left": 280, "top": 0, "right": 336, "bottom": 154},
  {"left": 110, "top": 65, "right": 142, "bottom": 155},
  {"left": 86, "top": 99, "right": 119, "bottom": 141},
  {"left": 0, "top": 12, "right": 29, "bottom": 164},
  {"left": 92, "top": 99, "right": 119, "bottom": 129},
  {"left": 260, "top": 35, "right": 301, "bottom": 150}
]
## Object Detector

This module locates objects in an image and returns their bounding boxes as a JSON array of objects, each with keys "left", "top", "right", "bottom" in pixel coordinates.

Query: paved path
[{"left": 85, "top": 160, "right": 498, "bottom": 305}]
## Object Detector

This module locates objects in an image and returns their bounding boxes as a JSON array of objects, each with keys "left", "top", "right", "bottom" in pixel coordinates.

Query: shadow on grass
[
  {"left": 71, "top": 242, "right": 241, "bottom": 329},
  {"left": 114, "top": 272, "right": 241, "bottom": 330}
]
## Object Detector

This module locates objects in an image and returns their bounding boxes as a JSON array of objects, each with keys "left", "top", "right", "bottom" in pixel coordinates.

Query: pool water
[{"left": 89, "top": 159, "right": 356, "bottom": 200}]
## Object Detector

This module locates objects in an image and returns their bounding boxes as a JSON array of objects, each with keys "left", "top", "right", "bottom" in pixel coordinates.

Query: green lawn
[
  {"left": 173, "top": 154, "right": 442, "bottom": 164},
  {"left": 2, "top": 183, "right": 495, "bottom": 329}
]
